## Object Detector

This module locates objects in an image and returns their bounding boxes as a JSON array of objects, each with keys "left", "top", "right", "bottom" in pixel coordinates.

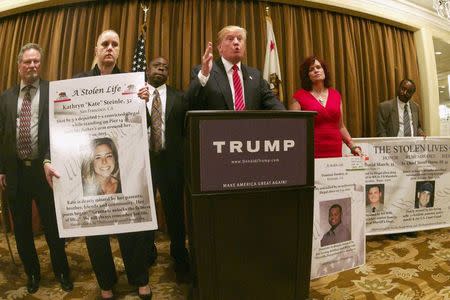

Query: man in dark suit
[
  {"left": 185, "top": 25, "right": 285, "bottom": 111},
  {"left": 377, "top": 79, "right": 424, "bottom": 137},
  {"left": 0, "top": 43, "right": 72, "bottom": 294},
  {"left": 145, "top": 57, "right": 190, "bottom": 282}
]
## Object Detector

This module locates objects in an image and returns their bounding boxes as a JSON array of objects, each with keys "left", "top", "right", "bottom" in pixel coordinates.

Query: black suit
[
  {"left": 147, "top": 85, "right": 188, "bottom": 264},
  {"left": 185, "top": 58, "right": 285, "bottom": 110},
  {"left": 0, "top": 80, "right": 70, "bottom": 278}
]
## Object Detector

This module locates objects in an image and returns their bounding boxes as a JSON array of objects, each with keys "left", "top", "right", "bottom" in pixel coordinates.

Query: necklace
[{"left": 312, "top": 89, "right": 327, "bottom": 105}]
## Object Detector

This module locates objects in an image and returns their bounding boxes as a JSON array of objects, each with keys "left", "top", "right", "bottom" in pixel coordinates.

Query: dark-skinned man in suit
[
  {"left": 376, "top": 78, "right": 425, "bottom": 240},
  {"left": 145, "top": 57, "right": 190, "bottom": 282}
]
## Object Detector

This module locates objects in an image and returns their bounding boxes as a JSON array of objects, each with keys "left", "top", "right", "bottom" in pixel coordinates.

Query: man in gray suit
[
  {"left": 376, "top": 79, "right": 424, "bottom": 137},
  {"left": 185, "top": 25, "right": 285, "bottom": 111},
  {"left": 376, "top": 78, "right": 424, "bottom": 239}
]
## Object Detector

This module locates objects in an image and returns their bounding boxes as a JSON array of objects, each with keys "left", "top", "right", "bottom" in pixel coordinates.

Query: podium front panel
[{"left": 185, "top": 111, "right": 315, "bottom": 300}]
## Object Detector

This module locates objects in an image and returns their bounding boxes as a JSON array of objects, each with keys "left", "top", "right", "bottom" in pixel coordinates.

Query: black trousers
[
  {"left": 85, "top": 231, "right": 149, "bottom": 290},
  {"left": 148, "top": 151, "right": 188, "bottom": 263},
  {"left": 8, "top": 159, "right": 69, "bottom": 278}
]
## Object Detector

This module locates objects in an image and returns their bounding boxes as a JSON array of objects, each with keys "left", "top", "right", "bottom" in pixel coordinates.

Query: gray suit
[
  {"left": 185, "top": 58, "right": 285, "bottom": 110},
  {"left": 376, "top": 98, "right": 424, "bottom": 137}
]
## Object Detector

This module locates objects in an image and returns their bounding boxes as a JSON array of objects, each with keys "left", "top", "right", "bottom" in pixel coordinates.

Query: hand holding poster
[{"left": 49, "top": 72, "right": 157, "bottom": 237}]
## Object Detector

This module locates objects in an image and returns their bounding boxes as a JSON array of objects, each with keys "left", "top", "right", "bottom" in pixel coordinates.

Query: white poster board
[
  {"left": 344, "top": 137, "right": 450, "bottom": 235},
  {"left": 311, "top": 157, "right": 366, "bottom": 278},
  {"left": 49, "top": 72, "right": 157, "bottom": 237}
]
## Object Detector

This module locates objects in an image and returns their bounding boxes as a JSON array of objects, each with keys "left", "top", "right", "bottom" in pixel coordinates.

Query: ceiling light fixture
[{"left": 434, "top": 0, "right": 450, "bottom": 20}]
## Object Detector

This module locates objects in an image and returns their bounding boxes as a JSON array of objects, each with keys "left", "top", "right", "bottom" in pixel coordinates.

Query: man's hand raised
[{"left": 201, "top": 42, "right": 213, "bottom": 77}]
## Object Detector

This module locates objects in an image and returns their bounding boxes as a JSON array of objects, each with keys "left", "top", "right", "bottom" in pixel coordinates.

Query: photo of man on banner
[{"left": 414, "top": 181, "right": 435, "bottom": 209}]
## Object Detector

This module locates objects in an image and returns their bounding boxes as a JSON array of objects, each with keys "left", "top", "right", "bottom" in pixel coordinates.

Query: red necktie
[
  {"left": 232, "top": 64, "right": 245, "bottom": 111},
  {"left": 18, "top": 85, "right": 33, "bottom": 159}
]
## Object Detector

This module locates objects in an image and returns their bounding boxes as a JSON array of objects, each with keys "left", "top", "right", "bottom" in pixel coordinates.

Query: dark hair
[
  {"left": 90, "top": 137, "right": 120, "bottom": 175},
  {"left": 329, "top": 204, "right": 342, "bottom": 214},
  {"left": 398, "top": 78, "right": 416, "bottom": 93},
  {"left": 368, "top": 185, "right": 381, "bottom": 193},
  {"left": 299, "top": 55, "right": 331, "bottom": 91}
]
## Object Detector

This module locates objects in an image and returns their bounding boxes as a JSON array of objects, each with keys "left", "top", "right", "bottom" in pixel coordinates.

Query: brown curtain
[{"left": 0, "top": 0, "right": 420, "bottom": 137}]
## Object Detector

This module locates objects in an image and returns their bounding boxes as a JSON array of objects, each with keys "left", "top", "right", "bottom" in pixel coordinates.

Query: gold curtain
[{"left": 0, "top": 0, "right": 420, "bottom": 137}]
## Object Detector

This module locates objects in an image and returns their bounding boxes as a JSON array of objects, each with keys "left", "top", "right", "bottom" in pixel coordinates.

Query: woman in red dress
[{"left": 289, "top": 55, "right": 361, "bottom": 158}]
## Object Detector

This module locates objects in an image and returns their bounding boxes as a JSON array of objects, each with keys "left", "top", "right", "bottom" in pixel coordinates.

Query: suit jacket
[
  {"left": 185, "top": 58, "right": 285, "bottom": 110},
  {"left": 376, "top": 98, "right": 424, "bottom": 137},
  {"left": 0, "top": 79, "right": 50, "bottom": 194}
]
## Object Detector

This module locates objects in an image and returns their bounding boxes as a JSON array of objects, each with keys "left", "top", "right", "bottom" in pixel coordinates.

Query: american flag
[{"left": 131, "top": 33, "right": 147, "bottom": 72}]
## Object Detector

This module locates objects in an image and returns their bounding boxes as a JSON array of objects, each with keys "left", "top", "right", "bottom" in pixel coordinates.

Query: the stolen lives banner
[
  {"left": 344, "top": 137, "right": 450, "bottom": 235},
  {"left": 49, "top": 72, "right": 157, "bottom": 237}
]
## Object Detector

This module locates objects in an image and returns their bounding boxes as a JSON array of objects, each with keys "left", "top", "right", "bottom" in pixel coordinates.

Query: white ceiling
[{"left": 406, "top": 0, "right": 435, "bottom": 11}]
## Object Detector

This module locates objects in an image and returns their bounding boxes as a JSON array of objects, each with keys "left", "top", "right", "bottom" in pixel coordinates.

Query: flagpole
[
  {"left": 132, "top": 2, "right": 149, "bottom": 73},
  {"left": 262, "top": 4, "right": 284, "bottom": 101},
  {"left": 140, "top": 2, "right": 149, "bottom": 34}
]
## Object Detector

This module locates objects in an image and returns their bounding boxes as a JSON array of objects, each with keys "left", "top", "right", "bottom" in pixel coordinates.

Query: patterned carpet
[
  {"left": 310, "top": 228, "right": 450, "bottom": 300},
  {"left": 0, "top": 229, "right": 449, "bottom": 299},
  {"left": 0, "top": 232, "right": 189, "bottom": 299}
]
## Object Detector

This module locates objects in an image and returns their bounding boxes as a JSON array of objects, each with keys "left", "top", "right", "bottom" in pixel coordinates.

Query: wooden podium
[{"left": 185, "top": 111, "right": 315, "bottom": 300}]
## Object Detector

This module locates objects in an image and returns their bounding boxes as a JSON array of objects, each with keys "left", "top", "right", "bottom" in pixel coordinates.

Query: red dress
[{"left": 293, "top": 88, "right": 343, "bottom": 158}]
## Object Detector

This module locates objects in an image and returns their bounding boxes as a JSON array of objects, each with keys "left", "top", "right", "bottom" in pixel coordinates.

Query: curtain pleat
[{"left": 0, "top": 0, "right": 420, "bottom": 137}]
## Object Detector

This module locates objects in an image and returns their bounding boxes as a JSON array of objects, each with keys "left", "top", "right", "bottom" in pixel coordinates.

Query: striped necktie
[
  {"left": 150, "top": 89, "right": 163, "bottom": 152},
  {"left": 403, "top": 103, "right": 411, "bottom": 137},
  {"left": 232, "top": 64, "right": 245, "bottom": 111},
  {"left": 17, "top": 85, "right": 33, "bottom": 159}
]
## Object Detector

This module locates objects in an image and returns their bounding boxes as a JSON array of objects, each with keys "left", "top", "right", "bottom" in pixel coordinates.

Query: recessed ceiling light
[
  {"left": 440, "top": 90, "right": 444, "bottom": 93},
  {"left": 435, "top": 51, "right": 442, "bottom": 55},
  {"left": 441, "top": 86, "right": 446, "bottom": 88}
]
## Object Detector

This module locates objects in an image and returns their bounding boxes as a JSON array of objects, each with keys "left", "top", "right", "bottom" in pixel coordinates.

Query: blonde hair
[
  {"left": 96, "top": 29, "right": 120, "bottom": 46},
  {"left": 216, "top": 25, "right": 247, "bottom": 45}
]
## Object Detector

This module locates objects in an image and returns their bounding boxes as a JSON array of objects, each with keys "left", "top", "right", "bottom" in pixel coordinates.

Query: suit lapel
[
  {"left": 391, "top": 99, "right": 399, "bottom": 134},
  {"left": 213, "top": 59, "right": 233, "bottom": 110},
  {"left": 9, "top": 85, "right": 21, "bottom": 137},
  {"left": 410, "top": 101, "right": 419, "bottom": 133},
  {"left": 241, "top": 64, "right": 251, "bottom": 110},
  {"left": 38, "top": 80, "right": 48, "bottom": 124},
  {"left": 165, "top": 86, "right": 175, "bottom": 122}
]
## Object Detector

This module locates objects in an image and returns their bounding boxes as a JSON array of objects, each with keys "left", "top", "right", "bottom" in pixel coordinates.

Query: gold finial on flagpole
[
  {"left": 265, "top": 5, "right": 270, "bottom": 17},
  {"left": 140, "top": 2, "right": 149, "bottom": 33}
]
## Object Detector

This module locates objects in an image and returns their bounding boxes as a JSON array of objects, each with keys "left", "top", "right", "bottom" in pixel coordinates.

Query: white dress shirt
[{"left": 396, "top": 97, "right": 414, "bottom": 137}]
